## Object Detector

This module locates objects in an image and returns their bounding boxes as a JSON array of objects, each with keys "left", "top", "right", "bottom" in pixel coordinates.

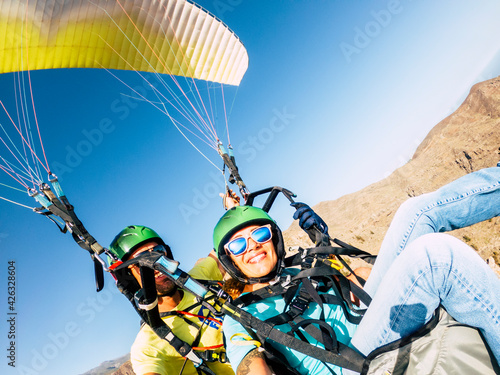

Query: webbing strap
[
  {"left": 308, "top": 244, "right": 374, "bottom": 260},
  {"left": 295, "top": 279, "right": 336, "bottom": 352},
  {"left": 293, "top": 265, "right": 372, "bottom": 311},
  {"left": 222, "top": 302, "right": 364, "bottom": 372},
  {"left": 40, "top": 184, "right": 103, "bottom": 254},
  {"left": 218, "top": 145, "right": 249, "bottom": 198},
  {"left": 152, "top": 325, "right": 216, "bottom": 375},
  {"left": 289, "top": 318, "right": 338, "bottom": 352},
  {"left": 262, "top": 283, "right": 337, "bottom": 352},
  {"left": 233, "top": 282, "right": 296, "bottom": 307},
  {"left": 137, "top": 266, "right": 216, "bottom": 375},
  {"left": 34, "top": 183, "right": 106, "bottom": 291}
]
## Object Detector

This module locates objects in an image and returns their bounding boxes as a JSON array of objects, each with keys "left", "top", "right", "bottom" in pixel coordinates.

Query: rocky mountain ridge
[
  {"left": 284, "top": 75, "right": 500, "bottom": 272},
  {"left": 80, "top": 354, "right": 130, "bottom": 375}
]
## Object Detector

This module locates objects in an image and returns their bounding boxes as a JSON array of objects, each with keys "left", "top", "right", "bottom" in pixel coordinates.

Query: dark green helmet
[
  {"left": 213, "top": 206, "right": 285, "bottom": 284},
  {"left": 109, "top": 225, "right": 173, "bottom": 264}
]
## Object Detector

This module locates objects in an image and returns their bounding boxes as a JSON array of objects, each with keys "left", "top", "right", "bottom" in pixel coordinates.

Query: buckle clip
[
  {"left": 217, "top": 351, "right": 227, "bottom": 363},
  {"left": 290, "top": 294, "right": 310, "bottom": 315},
  {"left": 279, "top": 274, "right": 292, "bottom": 288},
  {"left": 302, "top": 256, "right": 315, "bottom": 269}
]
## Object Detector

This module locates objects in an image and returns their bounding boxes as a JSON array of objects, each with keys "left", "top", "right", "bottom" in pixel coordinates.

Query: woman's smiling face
[{"left": 226, "top": 224, "right": 278, "bottom": 279}]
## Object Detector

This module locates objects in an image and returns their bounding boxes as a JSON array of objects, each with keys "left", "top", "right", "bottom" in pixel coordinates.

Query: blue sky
[{"left": 1, "top": 1, "right": 500, "bottom": 374}]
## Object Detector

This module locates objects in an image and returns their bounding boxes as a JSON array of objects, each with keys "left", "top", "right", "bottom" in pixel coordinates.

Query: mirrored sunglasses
[{"left": 224, "top": 224, "right": 273, "bottom": 256}]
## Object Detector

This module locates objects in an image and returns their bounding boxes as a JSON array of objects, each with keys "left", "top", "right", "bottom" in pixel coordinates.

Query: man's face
[
  {"left": 226, "top": 224, "right": 278, "bottom": 279},
  {"left": 128, "top": 242, "right": 177, "bottom": 296}
]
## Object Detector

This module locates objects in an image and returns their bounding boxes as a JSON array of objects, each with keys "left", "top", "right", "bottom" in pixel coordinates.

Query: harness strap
[
  {"left": 153, "top": 325, "right": 217, "bottom": 375},
  {"left": 293, "top": 264, "right": 372, "bottom": 310},
  {"left": 218, "top": 144, "right": 249, "bottom": 199},
  {"left": 132, "top": 263, "right": 217, "bottom": 375},
  {"left": 32, "top": 182, "right": 107, "bottom": 291},
  {"left": 289, "top": 318, "right": 338, "bottom": 352},
  {"left": 263, "top": 285, "right": 305, "bottom": 325},
  {"left": 233, "top": 282, "right": 296, "bottom": 307},
  {"left": 222, "top": 301, "right": 364, "bottom": 372},
  {"left": 334, "top": 273, "right": 371, "bottom": 314},
  {"left": 300, "top": 278, "right": 336, "bottom": 351},
  {"left": 197, "top": 349, "right": 228, "bottom": 363},
  {"left": 265, "top": 302, "right": 336, "bottom": 350},
  {"left": 39, "top": 183, "right": 104, "bottom": 254},
  {"left": 251, "top": 320, "right": 335, "bottom": 373},
  {"left": 308, "top": 244, "right": 374, "bottom": 260}
]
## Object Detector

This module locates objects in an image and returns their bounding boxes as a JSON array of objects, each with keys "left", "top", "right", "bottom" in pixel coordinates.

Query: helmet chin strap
[{"left": 243, "top": 259, "right": 283, "bottom": 285}]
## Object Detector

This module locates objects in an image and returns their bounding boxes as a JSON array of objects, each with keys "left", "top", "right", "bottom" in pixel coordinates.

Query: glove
[{"left": 291, "top": 202, "right": 329, "bottom": 234}]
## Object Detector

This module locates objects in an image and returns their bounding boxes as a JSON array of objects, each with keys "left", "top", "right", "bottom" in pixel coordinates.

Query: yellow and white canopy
[{"left": 0, "top": 0, "right": 248, "bottom": 85}]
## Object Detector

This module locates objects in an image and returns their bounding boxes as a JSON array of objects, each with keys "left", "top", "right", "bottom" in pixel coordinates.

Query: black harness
[
  {"left": 104, "top": 185, "right": 379, "bottom": 375},
  {"left": 110, "top": 235, "right": 377, "bottom": 374},
  {"left": 110, "top": 252, "right": 226, "bottom": 375},
  {"left": 219, "top": 237, "right": 376, "bottom": 374}
]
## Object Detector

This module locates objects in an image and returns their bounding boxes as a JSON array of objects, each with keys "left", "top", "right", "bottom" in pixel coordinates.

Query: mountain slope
[
  {"left": 80, "top": 354, "right": 130, "bottom": 375},
  {"left": 284, "top": 76, "right": 500, "bottom": 272}
]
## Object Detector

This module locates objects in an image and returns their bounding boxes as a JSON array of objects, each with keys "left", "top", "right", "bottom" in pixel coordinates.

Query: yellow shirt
[{"left": 130, "top": 256, "right": 234, "bottom": 375}]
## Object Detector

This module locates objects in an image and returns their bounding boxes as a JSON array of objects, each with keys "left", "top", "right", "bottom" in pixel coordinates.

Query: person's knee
[
  {"left": 408, "top": 233, "right": 472, "bottom": 263},
  {"left": 411, "top": 233, "right": 460, "bottom": 249},
  {"left": 403, "top": 233, "right": 448, "bottom": 259},
  {"left": 397, "top": 195, "right": 427, "bottom": 215},
  {"left": 395, "top": 195, "right": 437, "bottom": 228}
]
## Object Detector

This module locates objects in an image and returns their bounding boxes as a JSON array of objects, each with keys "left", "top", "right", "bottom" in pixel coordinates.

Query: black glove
[{"left": 291, "top": 202, "right": 328, "bottom": 234}]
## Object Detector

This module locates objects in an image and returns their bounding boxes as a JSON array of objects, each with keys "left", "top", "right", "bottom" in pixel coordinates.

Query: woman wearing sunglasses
[{"left": 213, "top": 166, "right": 500, "bottom": 375}]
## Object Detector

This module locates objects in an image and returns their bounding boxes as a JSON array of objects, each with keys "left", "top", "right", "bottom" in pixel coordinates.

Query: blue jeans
[
  {"left": 350, "top": 166, "right": 500, "bottom": 363},
  {"left": 351, "top": 233, "right": 500, "bottom": 363},
  {"left": 364, "top": 167, "right": 500, "bottom": 296}
]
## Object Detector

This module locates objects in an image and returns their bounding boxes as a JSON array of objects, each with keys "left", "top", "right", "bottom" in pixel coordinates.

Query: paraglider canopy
[
  {"left": 0, "top": 0, "right": 250, "bottom": 212},
  {"left": 0, "top": 0, "right": 248, "bottom": 85}
]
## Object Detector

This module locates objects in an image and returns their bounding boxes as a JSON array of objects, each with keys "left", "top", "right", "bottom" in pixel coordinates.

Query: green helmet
[
  {"left": 213, "top": 206, "right": 285, "bottom": 284},
  {"left": 109, "top": 225, "right": 173, "bottom": 264}
]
